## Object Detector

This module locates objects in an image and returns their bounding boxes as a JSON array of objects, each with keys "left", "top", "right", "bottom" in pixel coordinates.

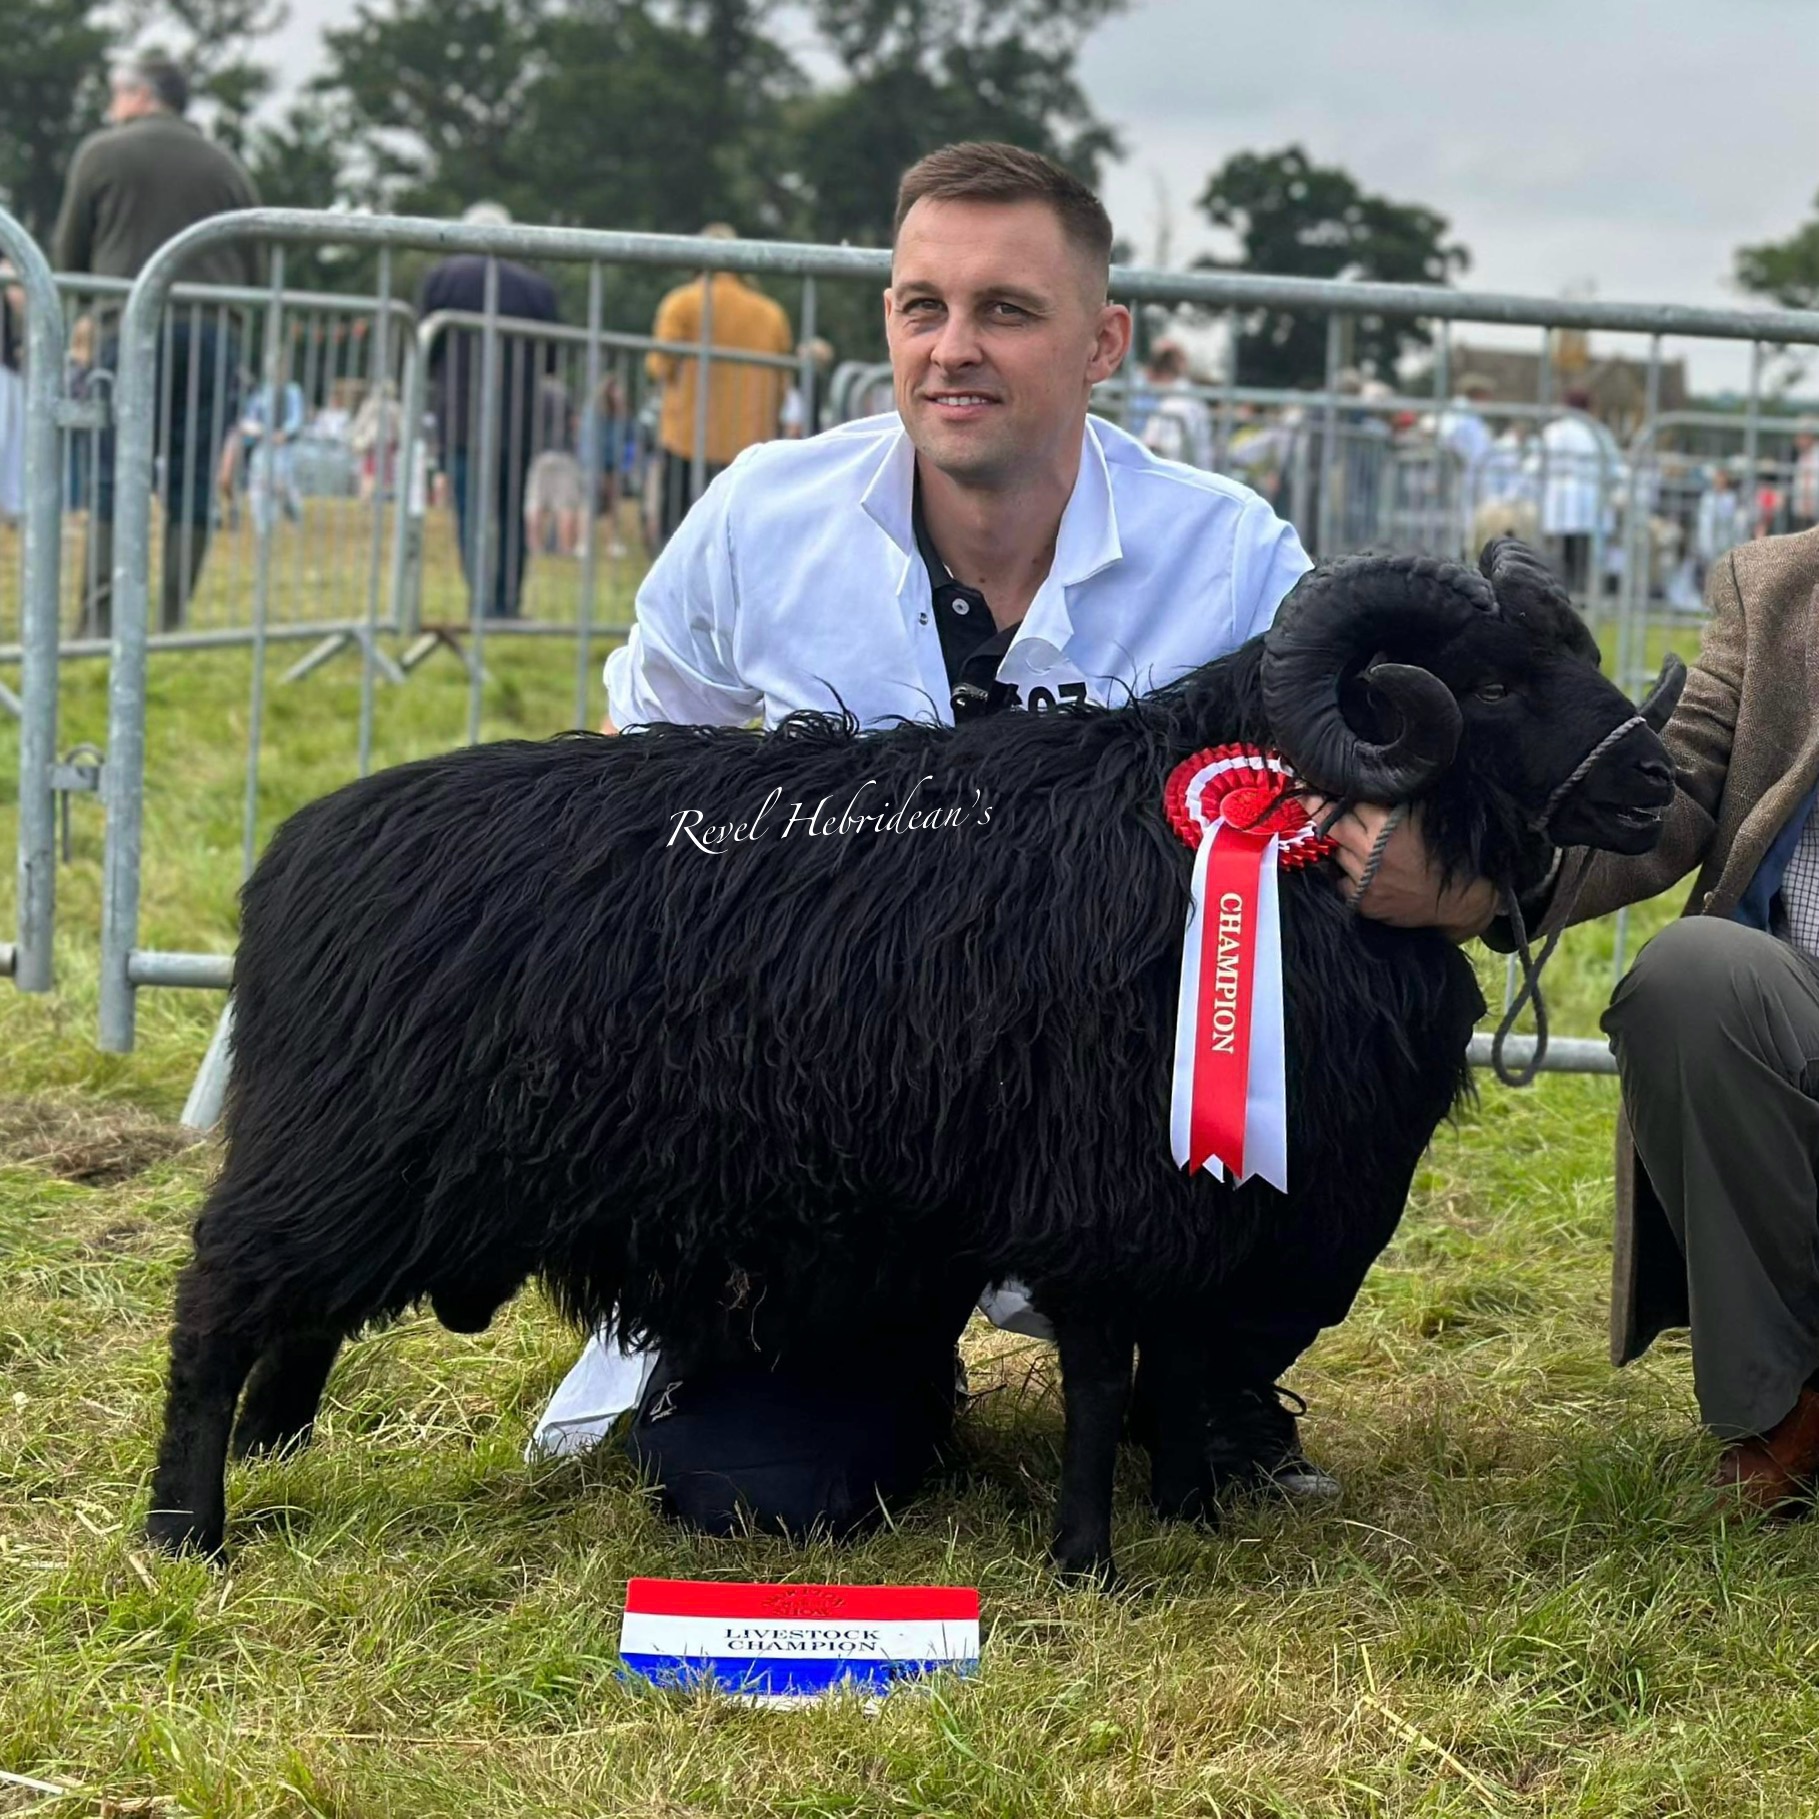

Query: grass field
[{"left": 4, "top": 556, "right": 1808, "bottom": 1819}]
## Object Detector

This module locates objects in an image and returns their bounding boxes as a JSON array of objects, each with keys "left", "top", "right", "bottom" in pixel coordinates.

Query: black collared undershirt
[{"left": 911, "top": 477, "right": 1023, "bottom": 722}]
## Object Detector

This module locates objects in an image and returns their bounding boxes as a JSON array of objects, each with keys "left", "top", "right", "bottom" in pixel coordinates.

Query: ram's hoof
[
  {"left": 230, "top": 1414, "right": 315, "bottom": 1462},
  {"left": 144, "top": 1507, "right": 227, "bottom": 1562},
  {"left": 1049, "top": 1537, "right": 1120, "bottom": 1590}
]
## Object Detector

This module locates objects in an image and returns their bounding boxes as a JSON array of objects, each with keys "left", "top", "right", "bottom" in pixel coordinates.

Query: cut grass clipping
[{"left": 6, "top": 533, "right": 1804, "bottom": 1816}]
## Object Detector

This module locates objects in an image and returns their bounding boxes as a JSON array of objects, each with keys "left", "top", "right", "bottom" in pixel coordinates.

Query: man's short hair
[
  {"left": 117, "top": 52, "right": 188, "bottom": 115},
  {"left": 893, "top": 142, "right": 1113, "bottom": 277}
]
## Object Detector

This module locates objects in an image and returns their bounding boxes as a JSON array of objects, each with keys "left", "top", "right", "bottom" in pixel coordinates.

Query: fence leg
[
  {"left": 398, "top": 627, "right": 486, "bottom": 684},
  {"left": 0, "top": 677, "right": 20, "bottom": 720},
  {"left": 282, "top": 628, "right": 406, "bottom": 687},
  {"left": 282, "top": 630, "right": 357, "bottom": 682},
  {"left": 181, "top": 999, "right": 236, "bottom": 1132}
]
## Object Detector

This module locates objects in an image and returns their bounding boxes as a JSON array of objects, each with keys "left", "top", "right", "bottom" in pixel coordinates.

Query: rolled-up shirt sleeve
[
  {"left": 604, "top": 463, "right": 763, "bottom": 729},
  {"left": 1232, "top": 499, "right": 1313, "bottom": 643}
]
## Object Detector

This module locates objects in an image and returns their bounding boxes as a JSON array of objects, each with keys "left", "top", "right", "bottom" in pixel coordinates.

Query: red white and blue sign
[{"left": 619, "top": 1579, "right": 982, "bottom": 1699}]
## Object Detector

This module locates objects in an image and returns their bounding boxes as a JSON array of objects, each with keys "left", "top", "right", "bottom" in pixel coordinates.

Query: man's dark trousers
[
  {"left": 449, "top": 445, "right": 530, "bottom": 619},
  {"left": 1603, "top": 916, "right": 1819, "bottom": 1438},
  {"left": 83, "top": 320, "right": 234, "bottom": 636}
]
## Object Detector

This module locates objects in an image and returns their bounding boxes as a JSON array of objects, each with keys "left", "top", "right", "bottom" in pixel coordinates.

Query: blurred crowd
[
  {"left": 3, "top": 42, "right": 1816, "bottom": 629},
  {"left": 1116, "top": 344, "right": 1819, "bottom": 603}
]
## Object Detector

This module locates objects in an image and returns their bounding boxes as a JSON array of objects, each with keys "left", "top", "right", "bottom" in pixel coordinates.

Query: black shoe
[{"left": 1204, "top": 1385, "right": 1341, "bottom": 1504}]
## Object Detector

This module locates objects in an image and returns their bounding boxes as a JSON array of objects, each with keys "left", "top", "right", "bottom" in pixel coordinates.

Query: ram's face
[
  {"left": 1263, "top": 541, "right": 1683, "bottom": 867},
  {"left": 1423, "top": 609, "right": 1679, "bottom": 855}
]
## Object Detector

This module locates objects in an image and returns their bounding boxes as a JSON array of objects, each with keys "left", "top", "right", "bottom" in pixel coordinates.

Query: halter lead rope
[
  {"left": 1489, "top": 848, "right": 1598, "bottom": 1087},
  {"left": 1488, "top": 711, "right": 1647, "bottom": 1085},
  {"left": 1346, "top": 803, "right": 1408, "bottom": 912},
  {"left": 1308, "top": 705, "right": 1637, "bottom": 1089}
]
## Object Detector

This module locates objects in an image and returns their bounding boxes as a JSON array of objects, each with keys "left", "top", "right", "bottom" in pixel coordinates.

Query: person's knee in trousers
[
  {"left": 1603, "top": 917, "right": 1755, "bottom": 1081},
  {"left": 623, "top": 1357, "right": 956, "bottom": 1541}
]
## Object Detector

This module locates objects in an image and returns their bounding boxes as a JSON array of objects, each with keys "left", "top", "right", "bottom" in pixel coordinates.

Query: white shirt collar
[{"left": 857, "top": 417, "right": 1124, "bottom": 655}]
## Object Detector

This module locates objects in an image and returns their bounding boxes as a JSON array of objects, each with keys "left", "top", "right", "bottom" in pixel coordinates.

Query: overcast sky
[{"left": 266, "top": 0, "right": 1819, "bottom": 391}]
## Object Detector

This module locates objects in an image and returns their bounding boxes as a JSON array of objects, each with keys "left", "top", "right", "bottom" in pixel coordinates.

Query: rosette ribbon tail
[{"left": 1169, "top": 821, "right": 1291, "bottom": 1194}]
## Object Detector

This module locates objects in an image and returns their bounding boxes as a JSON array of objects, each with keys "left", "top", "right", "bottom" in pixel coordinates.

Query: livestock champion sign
[
  {"left": 619, "top": 1579, "right": 981, "bottom": 1699},
  {"left": 1165, "top": 745, "right": 1333, "bottom": 1193}
]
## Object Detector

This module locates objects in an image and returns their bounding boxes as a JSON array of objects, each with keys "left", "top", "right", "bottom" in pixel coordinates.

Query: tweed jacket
[{"left": 1541, "top": 526, "right": 1819, "bottom": 1363}]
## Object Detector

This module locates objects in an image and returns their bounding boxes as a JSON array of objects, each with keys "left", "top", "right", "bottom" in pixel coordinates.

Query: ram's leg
[
  {"left": 1131, "top": 1322, "right": 1216, "bottom": 1523},
  {"left": 146, "top": 1256, "right": 261, "bottom": 1557},
  {"left": 1050, "top": 1316, "right": 1134, "bottom": 1582},
  {"left": 231, "top": 1332, "right": 344, "bottom": 1460}
]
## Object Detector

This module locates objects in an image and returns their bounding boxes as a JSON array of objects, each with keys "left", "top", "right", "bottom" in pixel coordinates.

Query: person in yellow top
[{"left": 647, "top": 224, "right": 793, "bottom": 546}]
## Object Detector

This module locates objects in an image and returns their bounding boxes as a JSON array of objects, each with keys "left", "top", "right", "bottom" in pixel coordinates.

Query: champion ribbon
[{"left": 1166, "top": 746, "right": 1333, "bottom": 1193}]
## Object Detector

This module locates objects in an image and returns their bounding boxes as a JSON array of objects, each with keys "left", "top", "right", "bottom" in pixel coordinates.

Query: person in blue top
[
  {"left": 420, "top": 202, "right": 562, "bottom": 619},
  {"left": 239, "top": 377, "right": 306, "bottom": 533}
]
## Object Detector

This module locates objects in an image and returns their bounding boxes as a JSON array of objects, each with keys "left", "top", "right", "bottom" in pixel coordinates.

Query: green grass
[{"left": 3, "top": 563, "right": 1792, "bottom": 1818}]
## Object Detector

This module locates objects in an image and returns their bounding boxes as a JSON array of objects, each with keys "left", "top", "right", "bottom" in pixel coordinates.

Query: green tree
[
  {"left": 524, "top": 0, "right": 803, "bottom": 237},
  {"left": 316, "top": 0, "right": 807, "bottom": 342},
  {"left": 243, "top": 97, "right": 371, "bottom": 293},
  {"left": 798, "top": 0, "right": 1123, "bottom": 236},
  {"left": 1736, "top": 196, "right": 1819, "bottom": 313},
  {"left": 309, "top": 0, "right": 1128, "bottom": 365},
  {"left": 0, "top": 0, "right": 110, "bottom": 243},
  {"left": 319, "top": 0, "right": 547, "bottom": 221},
  {"left": 1196, "top": 145, "right": 1469, "bottom": 389}
]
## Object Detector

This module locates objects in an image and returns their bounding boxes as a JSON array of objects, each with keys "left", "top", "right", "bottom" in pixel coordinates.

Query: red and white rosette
[{"left": 1165, "top": 744, "right": 1334, "bottom": 1193}]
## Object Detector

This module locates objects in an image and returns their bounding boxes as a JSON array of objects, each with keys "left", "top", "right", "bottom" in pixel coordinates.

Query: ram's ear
[{"left": 1640, "top": 654, "right": 1687, "bottom": 731}]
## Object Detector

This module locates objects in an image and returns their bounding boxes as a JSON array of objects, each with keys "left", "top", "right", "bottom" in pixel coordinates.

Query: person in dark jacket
[
  {"left": 53, "top": 50, "right": 260, "bottom": 635},
  {"left": 419, "top": 203, "right": 561, "bottom": 620}
]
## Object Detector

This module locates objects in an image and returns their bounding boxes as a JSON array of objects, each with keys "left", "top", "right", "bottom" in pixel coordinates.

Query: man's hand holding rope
[{"left": 1304, "top": 798, "right": 1499, "bottom": 944}]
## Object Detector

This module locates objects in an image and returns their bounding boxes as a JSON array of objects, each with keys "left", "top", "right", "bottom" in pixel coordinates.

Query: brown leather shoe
[{"left": 1712, "top": 1386, "right": 1819, "bottom": 1515}]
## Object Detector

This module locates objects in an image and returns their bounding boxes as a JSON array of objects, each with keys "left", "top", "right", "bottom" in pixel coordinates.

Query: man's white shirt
[
  {"left": 534, "top": 410, "right": 1310, "bottom": 1457},
  {"left": 605, "top": 411, "right": 1309, "bottom": 730}
]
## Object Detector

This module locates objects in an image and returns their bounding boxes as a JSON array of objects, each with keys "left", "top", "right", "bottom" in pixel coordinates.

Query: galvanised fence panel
[
  {"left": 78, "top": 208, "right": 1819, "bottom": 1080},
  {"left": 1, "top": 206, "right": 67, "bottom": 994}
]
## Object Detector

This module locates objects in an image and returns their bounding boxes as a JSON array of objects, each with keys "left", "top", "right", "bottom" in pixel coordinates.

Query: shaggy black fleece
[
  {"left": 146, "top": 545, "right": 1677, "bottom": 1568},
  {"left": 214, "top": 643, "right": 1465, "bottom": 1339}
]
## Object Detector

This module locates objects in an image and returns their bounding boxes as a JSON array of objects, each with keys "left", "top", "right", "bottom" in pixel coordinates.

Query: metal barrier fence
[
  {"left": 392, "top": 306, "right": 804, "bottom": 735},
  {"left": 8, "top": 203, "right": 1819, "bottom": 1087},
  {"left": 0, "top": 206, "right": 65, "bottom": 993},
  {"left": 95, "top": 213, "right": 877, "bottom": 1053},
  {"left": 1, "top": 274, "right": 418, "bottom": 665}
]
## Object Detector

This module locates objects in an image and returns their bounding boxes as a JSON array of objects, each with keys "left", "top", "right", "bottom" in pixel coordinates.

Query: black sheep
[{"left": 145, "top": 542, "right": 1681, "bottom": 1574}]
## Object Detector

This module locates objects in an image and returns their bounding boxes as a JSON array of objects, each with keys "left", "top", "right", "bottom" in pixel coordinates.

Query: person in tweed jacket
[{"left": 1331, "top": 526, "right": 1819, "bottom": 1509}]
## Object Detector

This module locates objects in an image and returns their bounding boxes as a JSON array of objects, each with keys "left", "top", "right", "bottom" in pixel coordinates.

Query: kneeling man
[
  {"left": 1600, "top": 528, "right": 1819, "bottom": 1505},
  {"left": 1458, "top": 527, "right": 1819, "bottom": 1507},
  {"left": 540, "top": 141, "right": 1467, "bottom": 1533}
]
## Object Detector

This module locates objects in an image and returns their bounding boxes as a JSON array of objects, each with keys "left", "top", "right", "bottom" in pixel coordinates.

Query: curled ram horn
[
  {"left": 1360, "top": 661, "right": 1464, "bottom": 779},
  {"left": 1477, "top": 535, "right": 1570, "bottom": 616},
  {"left": 1261, "top": 551, "right": 1495, "bottom": 803},
  {"left": 1639, "top": 653, "right": 1687, "bottom": 732}
]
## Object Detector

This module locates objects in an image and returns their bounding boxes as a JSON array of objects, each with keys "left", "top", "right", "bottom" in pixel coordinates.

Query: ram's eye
[{"left": 1475, "top": 683, "right": 1509, "bottom": 703}]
